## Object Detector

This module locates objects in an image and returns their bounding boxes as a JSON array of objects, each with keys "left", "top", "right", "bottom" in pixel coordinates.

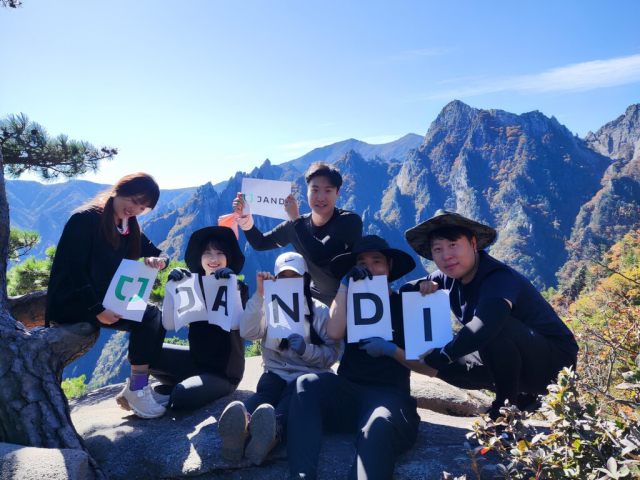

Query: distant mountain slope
[
  {"left": 585, "top": 104, "right": 640, "bottom": 162},
  {"left": 281, "top": 133, "right": 422, "bottom": 172},
  {"left": 559, "top": 104, "right": 640, "bottom": 297},
  {"left": 380, "top": 100, "right": 610, "bottom": 287}
]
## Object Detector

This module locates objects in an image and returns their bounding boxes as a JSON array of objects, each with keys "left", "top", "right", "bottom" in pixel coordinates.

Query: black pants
[
  {"left": 437, "top": 319, "right": 578, "bottom": 409},
  {"left": 287, "top": 372, "right": 420, "bottom": 480},
  {"left": 59, "top": 304, "right": 165, "bottom": 366},
  {"left": 149, "top": 343, "right": 237, "bottom": 410},
  {"left": 244, "top": 371, "right": 296, "bottom": 431}
]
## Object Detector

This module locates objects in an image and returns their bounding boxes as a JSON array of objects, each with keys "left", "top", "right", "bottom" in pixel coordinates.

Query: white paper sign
[
  {"left": 103, "top": 259, "right": 159, "bottom": 322},
  {"left": 202, "top": 275, "right": 239, "bottom": 332},
  {"left": 346, "top": 275, "right": 393, "bottom": 343},
  {"left": 241, "top": 177, "right": 292, "bottom": 220},
  {"left": 165, "top": 274, "right": 207, "bottom": 332},
  {"left": 264, "top": 277, "right": 306, "bottom": 339},
  {"left": 402, "top": 290, "right": 453, "bottom": 360}
]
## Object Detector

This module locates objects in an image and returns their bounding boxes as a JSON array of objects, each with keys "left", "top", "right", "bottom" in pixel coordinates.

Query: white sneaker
[
  {"left": 150, "top": 388, "right": 171, "bottom": 408},
  {"left": 119, "top": 379, "right": 166, "bottom": 419}
]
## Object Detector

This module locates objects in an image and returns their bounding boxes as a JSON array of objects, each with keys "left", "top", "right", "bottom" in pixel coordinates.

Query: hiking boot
[
  {"left": 118, "top": 379, "right": 166, "bottom": 419},
  {"left": 218, "top": 401, "right": 250, "bottom": 462},
  {"left": 245, "top": 404, "right": 280, "bottom": 465}
]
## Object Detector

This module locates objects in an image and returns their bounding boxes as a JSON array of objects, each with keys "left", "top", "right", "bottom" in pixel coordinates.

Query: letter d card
[{"left": 346, "top": 275, "right": 392, "bottom": 343}]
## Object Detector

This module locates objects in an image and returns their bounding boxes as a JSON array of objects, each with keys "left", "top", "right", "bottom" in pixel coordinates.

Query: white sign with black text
[
  {"left": 346, "top": 275, "right": 393, "bottom": 343},
  {"left": 164, "top": 274, "right": 207, "bottom": 332},
  {"left": 202, "top": 275, "right": 239, "bottom": 332},
  {"left": 401, "top": 290, "right": 453, "bottom": 360},
  {"left": 240, "top": 177, "right": 292, "bottom": 220},
  {"left": 264, "top": 277, "right": 306, "bottom": 339}
]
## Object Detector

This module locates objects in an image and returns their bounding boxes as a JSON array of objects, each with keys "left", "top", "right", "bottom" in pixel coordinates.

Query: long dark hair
[
  {"left": 278, "top": 272, "right": 325, "bottom": 351},
  {"left": 75, "top": 172, "right": 160, "bottom": 259}
]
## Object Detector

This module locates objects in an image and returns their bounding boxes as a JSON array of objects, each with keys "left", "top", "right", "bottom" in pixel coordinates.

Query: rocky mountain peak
[{"left": 585, "top": 103, "right": 640, "bottom": 162}]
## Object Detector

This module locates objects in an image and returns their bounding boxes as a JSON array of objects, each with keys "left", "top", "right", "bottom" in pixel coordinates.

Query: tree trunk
[
  {"left": 0, "top": 153, "right": 104, "bottom": 478},
  {"left": 9, "top": 290, "right": 47, "bottom": 328}
]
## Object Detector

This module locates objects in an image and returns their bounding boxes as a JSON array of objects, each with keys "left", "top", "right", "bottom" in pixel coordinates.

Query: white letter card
[
  {"left": 265, "top": 277, "right": 306, "bottom": 339},
  {"left": 103, "top": 259, "right": 159, "bottom": 322},
  {"left": 346, "top": 275, "right": 392, "bottom": 343},
  {"left": 402, "top": 290, "right": 453, "bottom": 360}
]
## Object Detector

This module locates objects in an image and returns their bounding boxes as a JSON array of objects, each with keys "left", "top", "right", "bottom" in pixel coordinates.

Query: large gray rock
[
  {"left": 69, "top": 357, "right": 496, "bottom": 479},
  {"left": 0, "top": 442, "right": 90, "bottom": 480},
  {"left": 410, "top": 374, "right": 493, "bottom": 416}
]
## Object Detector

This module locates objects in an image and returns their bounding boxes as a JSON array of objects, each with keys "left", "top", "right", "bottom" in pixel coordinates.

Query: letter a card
[
  {"left": 202, "top": 275, "right": 238, "bottom": 332},
  {"left": 165, "top": 274, "right": 207, "bottom": 332},
  {"left": 264, "top": 277, "right": 305, "bottom": 339},
  {"left": 401, "top": 290, "right": 452, "bottom": 359},
  {"left": 103, "top": 259, "right": 159, "bottom": 321},
  {"left": 346, "top": 276, "right": 392, "bottom": 343}
]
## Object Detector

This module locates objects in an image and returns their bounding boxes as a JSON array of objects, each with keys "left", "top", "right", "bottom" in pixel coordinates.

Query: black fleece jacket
[{"left": 46, "top": 208, "right": 168, "bottom": 324}]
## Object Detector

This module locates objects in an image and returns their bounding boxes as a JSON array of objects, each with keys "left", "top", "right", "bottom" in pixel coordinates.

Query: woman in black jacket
[{"left": 46, "top": 172, "right": 169, "bottom": 419}]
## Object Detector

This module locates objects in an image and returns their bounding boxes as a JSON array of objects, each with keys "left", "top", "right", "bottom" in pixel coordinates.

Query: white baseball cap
[{"left": 274, "top": 252, "right": 308, "bottom": 276}]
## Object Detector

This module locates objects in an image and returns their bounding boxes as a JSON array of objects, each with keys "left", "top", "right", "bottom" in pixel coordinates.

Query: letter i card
[{"left": 401, "top": 290, "right": 452, "bottom": 359}]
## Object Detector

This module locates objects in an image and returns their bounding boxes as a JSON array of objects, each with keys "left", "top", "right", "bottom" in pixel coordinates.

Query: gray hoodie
[{"left": 239, "top": 292, "right": 342, "bottom": 383}]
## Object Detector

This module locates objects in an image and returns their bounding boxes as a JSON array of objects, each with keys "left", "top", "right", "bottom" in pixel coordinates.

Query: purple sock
[{"left": 129, "top": 370, "right": 149, "bottom": 391}]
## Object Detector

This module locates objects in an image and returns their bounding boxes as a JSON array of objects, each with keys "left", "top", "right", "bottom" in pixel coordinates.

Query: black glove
[
  {"left": 341, "top": 265, "right": 373, "bottom": 286},
  {"left": 214, "top": 267, "right": 235, "bottom": 279},
  {"left": 168, "top": 268, "right": 191, "bottom": 282}
]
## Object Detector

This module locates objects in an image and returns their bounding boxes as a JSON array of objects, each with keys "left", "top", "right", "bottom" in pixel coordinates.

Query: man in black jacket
[
  {"left": 402, "top": 210, "right": 578, "bottom": 418},
  {"left": 232, "top": 162, "right": 362, "bottom": 306}
]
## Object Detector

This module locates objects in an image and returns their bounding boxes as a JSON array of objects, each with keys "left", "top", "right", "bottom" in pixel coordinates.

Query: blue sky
[{"left": 2, "top": 1, "right": 639, "bottom": 189}]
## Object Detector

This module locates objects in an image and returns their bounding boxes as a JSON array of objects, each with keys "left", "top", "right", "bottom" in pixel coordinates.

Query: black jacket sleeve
[
  {"left": 423, "top": 298, "right": 511, "bottom": 370},
  {"left": 244, "top": 221, "right": 292, "bottom": 251}
]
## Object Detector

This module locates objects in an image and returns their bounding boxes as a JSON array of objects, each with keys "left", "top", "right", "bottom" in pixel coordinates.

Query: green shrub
[
  {"left": 464, "top": 366, "right": 640, "bottom": 479},
  {"left": 7, "top": 245, "right": 55, "bottom": 295},
  {"left": 245, "top": 340, "right": 261, "bottom": 357},
  {"left": 61, "top": 374, "right": 88, "bottom": 398}
]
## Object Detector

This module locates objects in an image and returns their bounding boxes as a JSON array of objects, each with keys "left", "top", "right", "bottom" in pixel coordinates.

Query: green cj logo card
[{"left": 103, "top": 259, "right": 159, "bottom": 322}]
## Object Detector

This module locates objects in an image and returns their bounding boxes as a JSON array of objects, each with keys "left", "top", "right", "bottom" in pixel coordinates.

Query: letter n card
[{"left": 264, "top": 277, "right": 305, "bottom": 339}]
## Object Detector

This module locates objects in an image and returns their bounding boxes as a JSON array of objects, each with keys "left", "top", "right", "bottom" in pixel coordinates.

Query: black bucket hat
[
  {"left": 405, "top": 209, "right": 497, "bottom": 260},
  {"left": 184, "top": 226, "right": 245, "bottom": 274},
  {"left": 330, "top": 235, "right": 416, "bottom": 282}
]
